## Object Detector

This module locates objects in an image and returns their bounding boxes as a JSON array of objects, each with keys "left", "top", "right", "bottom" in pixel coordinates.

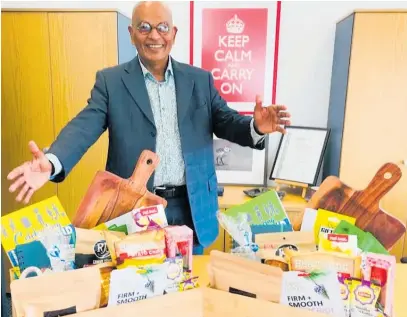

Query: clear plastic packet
[
  {"left": 36, "top": 224, "right": 76, "bottom": 272},
  {"left": 217, "top": 210, "right": 251, "bottom": 247},
  {"left": 230, "top": 245, "right": 259, "bottom": 261},
  {"left": 217, "top": 211, "right": 259, "bottom": 260}
]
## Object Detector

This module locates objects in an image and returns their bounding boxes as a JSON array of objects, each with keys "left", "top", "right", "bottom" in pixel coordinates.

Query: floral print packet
[{"left": 280, "top": 270, "right": 346, "bottom": 317}]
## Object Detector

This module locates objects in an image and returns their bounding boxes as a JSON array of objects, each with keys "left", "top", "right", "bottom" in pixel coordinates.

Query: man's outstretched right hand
[{"left": 7, "top": 141, "right": 52, "bottom": 204}]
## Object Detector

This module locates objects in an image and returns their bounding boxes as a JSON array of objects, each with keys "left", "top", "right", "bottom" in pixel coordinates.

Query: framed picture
[
  {"left": 192, "top": 1, "right": 279, "bottom": 108},
  {"left": 269, "top": 126, "right": 331, "bottom": 186},
  {"left": 191, "top": 1, "right": 282, "bottom": 186},
  {"left": 213, "top": 112, "right": 266, "bottom": 185}
]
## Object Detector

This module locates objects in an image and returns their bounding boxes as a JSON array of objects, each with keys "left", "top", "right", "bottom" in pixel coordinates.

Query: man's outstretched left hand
[{"left": 253, "top": 95, "right": 291, "bottom": 134}]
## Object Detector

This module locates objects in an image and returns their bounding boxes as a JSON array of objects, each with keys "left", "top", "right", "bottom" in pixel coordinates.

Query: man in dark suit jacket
[{"left": 7, "top": 1, "right": 291, "bottom": 254}]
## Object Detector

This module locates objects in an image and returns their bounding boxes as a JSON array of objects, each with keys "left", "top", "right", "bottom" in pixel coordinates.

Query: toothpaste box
[{"left": 164, "top": 225, "right": 193, "bottom": 271}]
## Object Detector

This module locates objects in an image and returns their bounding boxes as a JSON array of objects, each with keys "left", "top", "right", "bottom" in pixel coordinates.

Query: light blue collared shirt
[{"left": 138, "top": 57, "right": 186, "bottom": 186}]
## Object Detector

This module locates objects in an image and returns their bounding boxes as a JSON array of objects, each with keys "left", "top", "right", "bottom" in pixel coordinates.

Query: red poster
[{"left": 201, "top": 8, "right": 268, "bottom": 102}]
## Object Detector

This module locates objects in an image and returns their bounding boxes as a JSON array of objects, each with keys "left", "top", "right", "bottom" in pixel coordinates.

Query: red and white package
[{"left": 164, "top": 226, "right": 193, "bottom": 271}]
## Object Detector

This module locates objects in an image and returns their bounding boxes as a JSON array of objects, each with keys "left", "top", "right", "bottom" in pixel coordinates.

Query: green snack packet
[
  {"left": 334, "top": 221, "right": 365, "bottom": 246},
  {"left": 334, "top": 221, "right": 389, "bottom": 255},
  {"left": 108, "top": 224, "right": 128, "bottom": 235},
  {"left": 360, "top": 232, "right": 389, "bottom": 255}
]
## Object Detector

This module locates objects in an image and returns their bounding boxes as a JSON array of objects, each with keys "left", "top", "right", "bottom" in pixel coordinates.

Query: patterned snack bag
[
  {"left": 337, "top": 272, "right": 352, "bottom": 317},
  {"left": 349, "top": 279, "right": 381, "bottom": 317}
]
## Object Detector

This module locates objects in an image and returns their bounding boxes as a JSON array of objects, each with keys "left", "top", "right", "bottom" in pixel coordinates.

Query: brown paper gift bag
[
  {"left": 207, "top": 250, "right": 284, "bottom": 302},
  {"left": 255, "top": 231, "right": 316, "bottom": 254},
  {"left": 69, "top": 288, "right": 203, "bottom": 317},
  {"left": 200, "top": 288, "right": 330, "bottom": 317},
  {"left": 255, "top": 231, "right": 317, "bottom": 264},
  {"left": 23, "top": 291, "right": 99, "bottom": 317},
  {"left": 67, "top": 287, "right": 329, "bottom": 317},
  {"left": 72, "top": 150, "right": 167, "bottom": 229},
  {"left": 11, "top": 266, "right": 102, "bottom": 317}
]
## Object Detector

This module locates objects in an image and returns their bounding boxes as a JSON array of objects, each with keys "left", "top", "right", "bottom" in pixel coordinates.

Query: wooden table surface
[{"left": 193, "top": 255, "right": 407, "bottom": 317}]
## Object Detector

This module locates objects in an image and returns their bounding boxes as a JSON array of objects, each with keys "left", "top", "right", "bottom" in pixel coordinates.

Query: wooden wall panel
[
  {"left": 1, "top": 11, "right": 58, "bottom": 293},
  {"left": 47, "top": 12, "right": 118, "bottom": 219},
  {"left": 340, "top": 12, "right": 407, "bottom": 259},
  {"left": 1, "top": 12, "right": 57, "bottom": 216}
]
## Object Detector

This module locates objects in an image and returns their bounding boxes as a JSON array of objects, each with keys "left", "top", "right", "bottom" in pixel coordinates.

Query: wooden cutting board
[
  {"left": 293, "top": 163, "right": 406, "bottom": 250},
  {"left": 72, "top": 150, "right": 167, "bottom": 229}
]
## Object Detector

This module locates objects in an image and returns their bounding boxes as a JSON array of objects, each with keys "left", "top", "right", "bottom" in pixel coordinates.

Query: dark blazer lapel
[
  {"left": 172, "top": 59, "right": 194, "bottom": 125},
  {"left": 121, "top": 57, "right": 155, "bottom": 126}
]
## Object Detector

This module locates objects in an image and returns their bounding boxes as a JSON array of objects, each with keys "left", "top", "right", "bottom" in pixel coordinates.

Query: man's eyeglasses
[{"left": 134, "top": 22, "right": 170, "bottom": 35}]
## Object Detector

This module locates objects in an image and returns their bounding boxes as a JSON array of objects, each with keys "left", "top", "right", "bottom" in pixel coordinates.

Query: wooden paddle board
[
  {"left": 293, "top": 163, "right": 405, "bottom": 250},
  {"left": 72, "top": 150, "right": 167, "bottom": 229}
]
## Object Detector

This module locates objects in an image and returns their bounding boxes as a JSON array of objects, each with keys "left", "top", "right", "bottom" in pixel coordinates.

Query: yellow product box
[
  {"left": 1, "top": 196, "right": 72, "bottom": 268},
  {"left": 314, "top": 209, "right": 356, "bottom": 244},
  {"left": 319, "top": 233, "right": 359, "bottom": 256}
]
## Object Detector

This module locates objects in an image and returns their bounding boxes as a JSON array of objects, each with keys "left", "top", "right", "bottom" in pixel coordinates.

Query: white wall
[
  {"left": 268, "top": 1, "right": 407, "bottom": 185},
  {"left": 3, "top": 0, "right": 407, "bottom": 185}
]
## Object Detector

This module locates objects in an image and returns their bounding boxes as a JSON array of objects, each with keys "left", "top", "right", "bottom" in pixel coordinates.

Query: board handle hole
[{"left": 384, "top": 172, "right": 392, "bottom": 180}]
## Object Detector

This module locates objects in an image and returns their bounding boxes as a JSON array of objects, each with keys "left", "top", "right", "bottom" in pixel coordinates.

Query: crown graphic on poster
[{"left": 226, "top": 14, "right": 245, "bottom": 34}]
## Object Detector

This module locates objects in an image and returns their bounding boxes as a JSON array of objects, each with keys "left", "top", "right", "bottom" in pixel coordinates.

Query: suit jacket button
[{"left": 151, "top": 132, "right": 156, "bottom": 137}]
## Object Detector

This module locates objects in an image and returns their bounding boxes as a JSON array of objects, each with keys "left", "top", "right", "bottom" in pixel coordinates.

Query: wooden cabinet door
[
  {"left": 47, "top": 12, "right": 118, "bottom": 220},
  {"left": 1, "top": 12, "right": 57, "bottom": 216},
  {"left": 340, "top": 12, "right": 407, "bottom": 260},
  {"left": 1, "top": 11, "right": 57, "bottom": 291}
]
